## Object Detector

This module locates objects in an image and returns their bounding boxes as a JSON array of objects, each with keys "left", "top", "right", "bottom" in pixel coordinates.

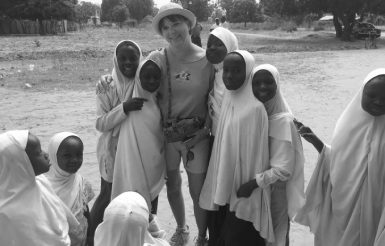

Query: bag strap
[{"left": 164, "top": 48, "right": 172, "bottom": 121}]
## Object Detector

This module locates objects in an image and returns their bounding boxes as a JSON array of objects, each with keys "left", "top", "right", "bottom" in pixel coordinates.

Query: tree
[
  {"left": 5, "top": 0, "right": 78, "bottom": 20},
  {"left": 220, "top": 0, "right": 234, "bottom": 20},
  {"left": 303, "top": 0, "right": 385, "bottom": 40},
  {"left": 75, "top": 2, "right": 101, "bottom": 23},
  {"left": 101, "top": 0, "right": 120, "bottom": 21},
  {"left": 230, "top": 0, "right": 257, "bottom": 27},
  {"left": 124, "top": 0, "right": 153, "bottom": 22},
  {"left": 172, "top": 0, "right": 210, "bottom": 21},
  {"left": 111, "top": 4, "right": 129, "bottom": 26}
]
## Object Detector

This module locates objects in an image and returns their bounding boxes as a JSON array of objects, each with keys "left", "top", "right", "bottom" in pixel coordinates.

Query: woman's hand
[
  {"left": 100, "top": 74, "right": 113, "bottom": 86},
  {"left": 123, "top": 98, "right": 147, "bottom": 114},
  {"left": 237, "top": 179, "right": 258, "bottom": 198},
  {"left": 183, "top": 127, "right": 210, "bottom": 149},
  {"left": 293, "top": 118, "right": 324, "bottom": 153}
]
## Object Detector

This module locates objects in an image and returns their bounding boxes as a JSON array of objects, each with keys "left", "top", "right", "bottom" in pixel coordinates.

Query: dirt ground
[{"left": 1, "top": 27, "right": 385, "bottom": 245}]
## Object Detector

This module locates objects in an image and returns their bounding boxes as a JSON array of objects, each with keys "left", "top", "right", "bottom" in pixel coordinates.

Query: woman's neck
[{"left": 168, "top": 41, "right": 202, "bottom": 62}]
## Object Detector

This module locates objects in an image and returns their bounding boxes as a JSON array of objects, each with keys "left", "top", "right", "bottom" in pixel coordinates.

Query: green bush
[{"left": 281, "top": 21, "right": 297, "bottom": 32}]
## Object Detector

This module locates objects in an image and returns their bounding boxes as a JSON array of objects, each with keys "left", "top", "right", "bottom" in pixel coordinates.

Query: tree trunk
[
  {"left": 332, "top": 12, "right": 342, "bottom": 38},
  {"left": 341, "top": 12, "right": 355, "bottom": 41}
]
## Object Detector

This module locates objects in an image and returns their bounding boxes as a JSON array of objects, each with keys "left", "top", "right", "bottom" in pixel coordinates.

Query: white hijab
[
  {"left": 112, "top": 40, "right": 143, "bottom": 103},
  {"left": 329, "top": 68, "right": 385, "bottom": 244},
  {"left": 0, "top": 130, "right": 74, "bottom": 246},
  {"left": 95, "top": 192, "right": 169, "bottom": 246},
  {"left": 200, "top": 50, "right": 274, "bottom": 242},
  {"left": 253, "top": 64, "right": 305, "bottom": 220},
  {"left": 209, "top": 27, "right": 239, "bottom": 135},
  {"left": 112, "top": 59, "right": 166, "bottom": 208},
  {"left": 45, "top": 132, "right": 84, "bottom": 215}
]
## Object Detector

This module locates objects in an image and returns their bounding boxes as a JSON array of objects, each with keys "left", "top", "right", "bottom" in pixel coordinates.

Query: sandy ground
[{"left": 1, "top": 48, "right": 385, "bottom": 245}]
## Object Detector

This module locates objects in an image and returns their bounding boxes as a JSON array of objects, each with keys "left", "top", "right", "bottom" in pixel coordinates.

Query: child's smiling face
[
  {"left": 206, "top": 35, "right": 227, "bottom": 64},
  {"left": 57, "top": 136, "right": 83, "bottom": 174},
  {"left": 361, "top": 75, "right": 385, "bottom": 116},
  {"left": 222, "top": 53, "right": 246, "bottom": 91},
  {"left": 25, "top": 133, "right": 50, "bottom": 176},
  {"left": 117, "top": 44, "right": 140, "bottom": 78},
  {"left": 139, "top": 60, "right": 161, "bottom": 93},
  {"left": 252, "top": 69, "right": 277, "bottom": 103}
]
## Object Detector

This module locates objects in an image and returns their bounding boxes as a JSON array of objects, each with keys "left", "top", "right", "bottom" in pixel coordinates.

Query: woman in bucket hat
[{"left": 148, "top": 2, "right": 215, "bottom": 246}]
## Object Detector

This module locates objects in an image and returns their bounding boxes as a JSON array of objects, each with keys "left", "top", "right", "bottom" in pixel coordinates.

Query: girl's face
[
  {"left": 206, "top": 35, "right": 227, "bottom": 64},
  {"left": 361, "top": 75, "right": 385, "bottom": 116},
  {"left": 25, "top": 133, "right": 50, "bottom": 176},
  {"left": 160, "top": 16, "right": 191, "bottom": 46},
  {"left": 57, "top": 136, "right": 84, "bottom": 174},
  {"left": 139, "top": 61, "right": 161, "bottom": 93},
  {"left": 117, "top": 45, "right": 140, "bottom": 78},
  {"left": 252, "top": 70, "right": 277, "bottom": 103},
  {"left": 222, "top": 53, "right": 246, "bottom": 90}
]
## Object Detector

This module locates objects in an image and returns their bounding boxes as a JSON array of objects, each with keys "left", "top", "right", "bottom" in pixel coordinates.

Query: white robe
[
  {"left": 112, "top": 59, "right": 166, "bottom": 208},
  {"left": 296, "top": 68, "right": 385, "bottom": 246},
  {"left": 200, "top": 50, "right": 274, "bottom": 242}
]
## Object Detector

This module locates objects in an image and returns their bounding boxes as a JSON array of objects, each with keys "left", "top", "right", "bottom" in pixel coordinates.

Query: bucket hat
[{"left": 152, "top": 2, "right": 196, "bottom": 35}]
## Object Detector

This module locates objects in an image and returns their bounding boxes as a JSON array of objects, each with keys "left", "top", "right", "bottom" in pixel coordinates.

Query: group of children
[{"left": 1, "top": 10, "right": 385, "bottom": 246}]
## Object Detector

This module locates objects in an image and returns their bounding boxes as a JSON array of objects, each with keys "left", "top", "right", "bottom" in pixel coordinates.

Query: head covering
[
  {"left": 45, "top": 132, "right": 85, "bottom": 216},
  {"left": 152, "top": 2, "right": 196, "bottom": 36},
  {"left": 208, "top": 27, "right": 239, "bottom": 136},
  {"left": 210, "top": 27, "right": 238, "bottom": 67},
  {"left": 0, "top": 130, "right": 72, "bottom": 246},
  {"left": 112, "top": 59, "right": 166, "bottom": 208},
  {"left": 95, "top": 192, "right": 169, "bottom": 246},
  {"left": 200, "top": 50, "right": 274, "bottom": 242},
  {"left": 252, "top": 64, "right": 305, "bottom": 219},
  {"left": 329, "top": 68, "right": 385, "bottom": 243},
  {"left": 112, "top": 40, "right": 143, "bottom": 103}
]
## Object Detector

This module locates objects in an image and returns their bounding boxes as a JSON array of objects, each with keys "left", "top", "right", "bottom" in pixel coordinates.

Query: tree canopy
[
  {"left": 75, "top": 1, "right": 101, "bottom": 23},
  {"left": 230, "top": 0, "right": 257, "bottom": 26},
  {"left": 3, "top": 0, "right": 78, "bottom": 20}
]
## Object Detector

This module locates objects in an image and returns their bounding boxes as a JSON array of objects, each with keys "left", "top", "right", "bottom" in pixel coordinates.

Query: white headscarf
[
  {"left": 328, "top": 68, "right": 385, "bottom": 244},
  {"left": 0, "top": 130, "right": 72, "bottom": 246},
  {"left": 208, "top": 27, "right": 239, "bottom": 135},
  {"left": 95, "top": 192, "right": 169, "bottom": 246},
  {"left": 253, "top": 64, "right": 305, "bottom": 219},
  {"left": 112, "top": 59, "right": 166, "bottom": 208},
  {"left": 111, "top": 40, "right": 143, "bottom": 103},
  {"left": 200, "top": 50, "right": 274, "bottom": 242},
  {"left": 45, "top": 132, "right": 84, "bottom": 215}
]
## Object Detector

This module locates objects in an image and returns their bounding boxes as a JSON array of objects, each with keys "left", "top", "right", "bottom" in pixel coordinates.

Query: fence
[{"left": 0, "top": 19, "right": 79, "bottom": 35}]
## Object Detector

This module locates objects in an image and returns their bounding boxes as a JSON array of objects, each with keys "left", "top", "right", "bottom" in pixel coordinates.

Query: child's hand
[
  {"left": 123, "top": 98, "right": 147, "bottom": 114},
  {"left": 237, "top": 179, "right": 258, "bottom": 198},
  {"left": 294, "top": 119, "right": 316, "bottom": 141},
  {"left": 100, "top": 74, "right": 113, "bottom": 86},
  {"left": 293, "top": 118, "right": 324, "bottom": 153}
]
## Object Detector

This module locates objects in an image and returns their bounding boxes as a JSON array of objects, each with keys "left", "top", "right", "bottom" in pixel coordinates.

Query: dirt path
[{"left": 1, "top": 48, "right": 384, "bottom": 245}]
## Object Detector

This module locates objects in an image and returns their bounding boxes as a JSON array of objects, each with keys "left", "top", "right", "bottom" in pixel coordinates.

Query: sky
[{"left": 82, "top": 0, "right": 171, "bottom": 7}]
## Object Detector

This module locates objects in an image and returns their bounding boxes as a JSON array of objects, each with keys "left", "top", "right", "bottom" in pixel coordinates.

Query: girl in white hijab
[
  {"left": 200, "top": 50, "right": 274, "bottom": 245},
  {"left": 206, "top": 26, "right": 238, "bottom": 136},
  {"left": 94, "top": 191, "right": 169, "bottom": 246},
  {"left": 295, "top": 68, "right": 385, "bottom": 246},
  {"left": 93, "top": 40, "right": 144, "bottom": 239},
  {"left": 46, "top": 132, "right": 95, "bottom": 246},
  {"left": 112, "top": 59, "right": 166, "bottom": 213},
  {"left": 0, "top": 130, "right": 78, "bottom": 246},
  {"left": 251, "top": 64, "right": 305, "bottom": 246}
]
